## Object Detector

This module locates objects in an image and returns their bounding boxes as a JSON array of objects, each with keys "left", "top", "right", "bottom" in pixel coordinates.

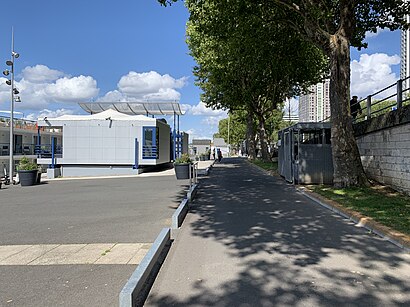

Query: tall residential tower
[
  {"left": 401, "top": 11, "right": 410, "bottom": 89},
  {"left": 299, "top": 79, "right": 331, "bottom": 122}
]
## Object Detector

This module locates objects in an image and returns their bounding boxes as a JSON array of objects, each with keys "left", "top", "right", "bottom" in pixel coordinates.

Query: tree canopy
[{"left": 158, "top": 0, "right": 410, "bottom": 186}]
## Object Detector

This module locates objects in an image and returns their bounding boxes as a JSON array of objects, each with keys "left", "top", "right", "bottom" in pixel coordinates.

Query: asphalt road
[
  {"left": 0, "top": 175, "right": 187, "bottom": 245},
  {"left": 146, "top": 158, "right": 410, "bottom": 307},
  {"left": 0, "top": 173, "right": 189, "bottom": 306}
]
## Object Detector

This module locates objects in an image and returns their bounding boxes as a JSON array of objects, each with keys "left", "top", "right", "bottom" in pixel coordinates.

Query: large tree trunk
[
  {"left": 256, "top": 113, "right": 270, "bottom": 161},
  {"left": 329, "top": 34, "right": 368, "bottom": 187},
  {"left": 246, "top": 108, "right": 257, "bottom": 160}
]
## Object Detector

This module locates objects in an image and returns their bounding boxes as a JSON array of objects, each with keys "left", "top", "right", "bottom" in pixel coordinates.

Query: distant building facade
[
  {"left": 282, "top": 113, "right": 299, "bottom": 123},
  {"left": 401, "top": 7, "right": 410, "bottom": 90},
  {"left": 299, "top": 79, "right": 330, "bottom": 122},
  {"left": 191, "top": 139, "right": 211, "bottom": 156}
]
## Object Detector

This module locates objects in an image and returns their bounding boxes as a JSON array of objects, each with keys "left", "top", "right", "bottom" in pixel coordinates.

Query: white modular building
[{"left": 37, "top": 109, "right": 171, "bottom": 177}]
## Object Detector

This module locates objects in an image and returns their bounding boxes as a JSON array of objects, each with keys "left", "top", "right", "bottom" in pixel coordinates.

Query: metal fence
[
  {"left": 322, "top": 76, "right": 410, "bottom": 123},
  {"left": 0, "top": 143, "right": 62, "bottom": 157}
]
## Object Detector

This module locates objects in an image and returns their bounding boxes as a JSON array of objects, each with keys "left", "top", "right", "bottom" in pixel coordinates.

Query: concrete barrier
[
  {"left": 171, "top": 198, "right": 189, "bottom": 229},
  {"left": 187, "top": 183, "right": 198, "bottom": 202},
  {"left": 119, "top": 228, "right": 171, "bottom": 307}
]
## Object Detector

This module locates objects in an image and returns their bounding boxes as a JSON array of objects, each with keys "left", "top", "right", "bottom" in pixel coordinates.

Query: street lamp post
[{"left": 3, "top": 28, "right": 20, "bottom": 181}]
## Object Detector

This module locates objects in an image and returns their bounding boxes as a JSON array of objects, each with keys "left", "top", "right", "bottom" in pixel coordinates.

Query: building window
[{"left": 143, "top": 126, "right": 159, "bottom": 159}]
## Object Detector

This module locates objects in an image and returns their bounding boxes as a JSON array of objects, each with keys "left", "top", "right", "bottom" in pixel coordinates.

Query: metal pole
[
  {"left": 9, "top": 28, "right": 15, "bottom": 180},
  {"left": 189, "top": 161, "right": 192, "bottom": 188},
  {"left": 51, "top": 137, "right": 55, "bottom": 169},
  {"left": 366, "top": 95, "right": 372, "bottom": 119},
  {"left": 397, "top": 79, "right": 403, "bottom": 109},
  {"left": 177, "top": 114, "right": 180, "bottom": 157},
  {"left": 227, "top": 115, "right": 230, "bottom": 157},
  {"left": 173, "top": 112, "right": 176, "bottom": 160},
  {"left": 37, "top": 126, "right": 41, "bottom": 158}
]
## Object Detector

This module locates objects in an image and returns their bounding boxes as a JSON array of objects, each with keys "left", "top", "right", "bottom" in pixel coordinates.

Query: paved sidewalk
[{"left": 146, "top": 157, "right": 410, "bottom": 307}]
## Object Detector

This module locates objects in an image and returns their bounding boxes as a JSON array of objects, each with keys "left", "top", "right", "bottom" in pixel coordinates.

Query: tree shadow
[{"left": 148, "top": 158, "right": 410, "bottom": 306}]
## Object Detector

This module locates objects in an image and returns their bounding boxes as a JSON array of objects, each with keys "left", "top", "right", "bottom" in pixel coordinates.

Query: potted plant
[
  {"left": 174, "top": 154, "right": 192, "bottom": 180},
  {"left": 199, "top": 153, "right": 206, "bottom": 161},
  {"left": 17, "top": 157, "right": 39, "bottom": 186}
]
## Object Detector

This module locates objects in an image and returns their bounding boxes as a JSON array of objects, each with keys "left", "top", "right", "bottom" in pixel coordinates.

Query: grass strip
[
  {"left": 251, "top": 159, "right": 278, "bottom": 173},
  {"left": 311, "top": 185, "right": 410, "bottom": 236}
]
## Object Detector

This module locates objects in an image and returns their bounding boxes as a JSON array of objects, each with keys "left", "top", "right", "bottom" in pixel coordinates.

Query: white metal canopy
[{"left": 78, "top": 102, "right": 184, "bottom": 116}]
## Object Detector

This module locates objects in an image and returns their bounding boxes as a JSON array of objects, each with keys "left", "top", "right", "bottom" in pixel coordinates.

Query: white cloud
[
  {"left": 179, "top": 101, "right": 228, "bottom": 141},
  {"left": 184, "top": 101, "right": 228, "bottom": 130},
  {"left": 283, "top": 97, "right": 299, "bottom": 115},
  {"left": 25, "top": 108, "right": 75, "bottom": 120},
  {"left": 143, "top": 88, "right": 181, "bottom": 101},
  {"left": 44, "top": 76, "right": 99, "bottom": 102},
  {"left": 97, "top": 90, "right": 130, "bottom": 102},
  {"left": 350, "top": 53, "right": 400, "bottom": 98},
  {"left": 201, "top": 115, "right": 227, "bottom": 127},
  {"left": 187, "top": 101, "right": 227, "bottom": 116},
  {"left": 180, "top": 103, "right": 192, "bottom": 114},
  {"left": 0, "top": 64, "right": 99, "bottom": 110},
  {"left": 1, "top": 66, "right": 186, "bottom": 113},
  {"left": 98, "top": 71, "right": 187, "bottom": 102},
  {"left": 185, "top": 128, "right": 214, "bottom": 142},
  {"left": 365, "top": 28, "right": 388, "bottom": 39},
  {"left": 22, "top": 65, "right": 65, "bottom": 83},
  {"left": 118, "top": 71, "right": 186, "bottom": 99}
]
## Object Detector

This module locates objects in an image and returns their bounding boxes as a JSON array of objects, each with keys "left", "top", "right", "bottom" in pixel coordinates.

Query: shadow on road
[{"left": 148, "top": 158, "right": 410, "bottom": 306}]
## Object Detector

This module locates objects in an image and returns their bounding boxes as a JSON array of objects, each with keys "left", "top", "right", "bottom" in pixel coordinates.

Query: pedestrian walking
[
  {"left": 350, "top": 95, "right": 362, "bottom": 119},
  {"left": 217, "top": 148, "right": 222, "bottom": 162}
]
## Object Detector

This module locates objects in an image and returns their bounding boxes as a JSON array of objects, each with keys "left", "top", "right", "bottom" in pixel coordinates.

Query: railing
[
  {"left": 0, "top": 117, "right": 37, "bottom": 130},
  {"left": 0, "top": 116, "right": 62, "bottom": 133},
  {"left": 0, "top": 143, "right": 39, "bottom": 156},
  {"left": 0, "top": 143, "right": 63, "bottom": 157},
  {"left": 35, "top": 144, "right": 63, "bottom": 158},
  {"left": 322, "top": 76, "right": 410, "bottom": 123},
  {"left": 142, "top": 145, "right": 158, "bottom": 159}
]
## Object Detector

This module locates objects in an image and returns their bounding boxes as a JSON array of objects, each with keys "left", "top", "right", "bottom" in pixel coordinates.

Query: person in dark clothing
[
  {"left": 217, "top": 148, "right": 222, "bottom": 162},
  {"left": 350, "top": 95, "right": 362, "bottom": 119}
]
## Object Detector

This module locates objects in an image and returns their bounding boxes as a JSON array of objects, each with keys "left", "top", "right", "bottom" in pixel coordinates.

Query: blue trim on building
[
  {"left": 133, "top": 138, "right": 139, "bottom": 169},
  {"left": 142, "top": 126, "right": 157, "bottom": 159}
]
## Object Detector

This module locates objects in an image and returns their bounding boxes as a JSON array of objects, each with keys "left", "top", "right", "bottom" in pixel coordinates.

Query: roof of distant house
[
  {"left": 213, "top": 138, "right": 227, "bottom": 146},
  {"left": 192, "top": 139, "right": 211, "bottom": 146}
]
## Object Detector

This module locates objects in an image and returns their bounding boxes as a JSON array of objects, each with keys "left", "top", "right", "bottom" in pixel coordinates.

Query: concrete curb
[
  {"left": 205, "top": 160, "right": 215, "bottom": 175},
  {"left": 119, "top": 228, "right": 171, "bottom": 307},
  {"left": 171, "top": 198, "right": 189, "bottom": 229},
  {"left": 119, "top": 163, "right": 213, "bottom": 306},
  {"left": 187, "top": 183, "right": 199, "bottom": 202},
  {"left": 298, "top": 188, "right": 410, "bottom": 252}
]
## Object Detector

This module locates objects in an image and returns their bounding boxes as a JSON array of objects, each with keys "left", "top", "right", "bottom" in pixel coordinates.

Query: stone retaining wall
[{"left": 354, "top": 105, "right": 410, "bottom": 196}]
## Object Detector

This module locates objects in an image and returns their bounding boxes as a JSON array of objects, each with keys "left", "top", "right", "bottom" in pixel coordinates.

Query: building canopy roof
[{"left": 78, "top": 102, "right": 184, "bottom": 116}]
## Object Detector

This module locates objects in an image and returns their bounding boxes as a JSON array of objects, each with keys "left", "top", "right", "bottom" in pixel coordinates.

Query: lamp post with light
[{"left": 2, "top": 29, "right": 20, "bottom": 181}]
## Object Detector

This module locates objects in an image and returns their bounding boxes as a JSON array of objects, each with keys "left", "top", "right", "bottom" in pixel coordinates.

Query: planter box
[
  {"left": 19, "top": 170, "right": 38, "bottom": 186},
  {"left": 174, "top": 163, "right": 191, "bottom": 180}
]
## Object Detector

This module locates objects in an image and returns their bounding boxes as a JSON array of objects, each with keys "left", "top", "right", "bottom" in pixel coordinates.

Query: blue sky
[{"left": 0, "top": 0, "right": 404, "bottom": 140}]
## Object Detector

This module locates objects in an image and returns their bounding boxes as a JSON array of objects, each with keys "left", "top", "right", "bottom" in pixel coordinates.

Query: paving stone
[
  {"left": 0, "top": 245, "right": 59, "bottom": 265},
  {"left": 94, "top": 243, "right": 144, "bottom": 265},
  {"left": 0, "top": 245, "right": 32, "bottom": 261},
  {"left": 30, "top": 244, "right": 87, "bottom": 265}
]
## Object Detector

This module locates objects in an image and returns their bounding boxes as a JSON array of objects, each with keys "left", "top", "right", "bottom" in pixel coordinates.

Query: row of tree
[
  {"left": 159, "top": 0, "right": 410, "bottom": 187},
  {"left": 213, "top": 110, "right": 291, "bottom": 159}
]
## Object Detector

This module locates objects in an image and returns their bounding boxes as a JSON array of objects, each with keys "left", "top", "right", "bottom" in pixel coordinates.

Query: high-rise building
[
  {"left": 299, "top": 79, "right": 331, "bottom": 122},
  {"left": 400, "top": 11, "right": 410, "bottom": 89}
]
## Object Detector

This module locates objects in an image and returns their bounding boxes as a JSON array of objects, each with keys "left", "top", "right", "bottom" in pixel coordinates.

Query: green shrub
[
  {"left": 174, "top": 153, "right": 192, "bottom": 164},
  {"left": 17, "top": 157, "right": 38, "bottom": 171}
]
